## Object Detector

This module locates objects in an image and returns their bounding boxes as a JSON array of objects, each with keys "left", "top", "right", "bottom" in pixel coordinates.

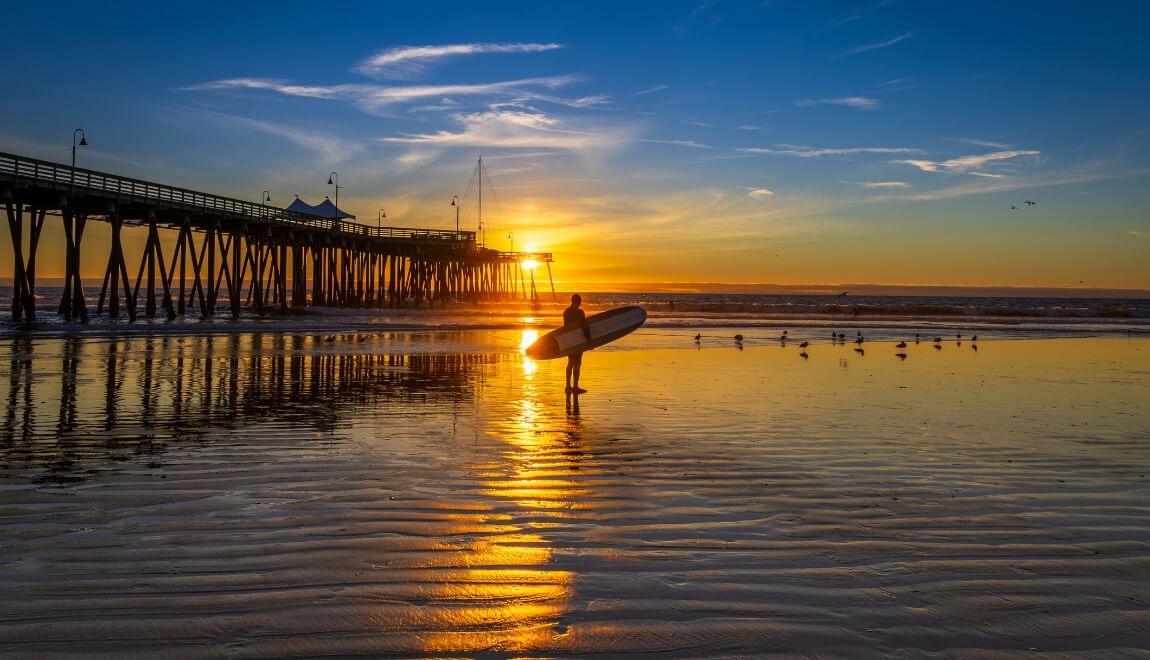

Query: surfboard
[{"left": 525, "top": 306, "right": 647, "bottom": 360}]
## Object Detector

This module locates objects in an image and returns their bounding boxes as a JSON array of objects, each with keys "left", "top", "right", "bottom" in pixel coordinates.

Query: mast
[{"left": 477, "top": 156, "right": 484, "bottom": 247}]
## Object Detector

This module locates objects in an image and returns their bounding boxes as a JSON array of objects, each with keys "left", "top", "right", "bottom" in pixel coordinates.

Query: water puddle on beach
[{"left": 1, "top": 331, "right": 1149, "bottom": 655}]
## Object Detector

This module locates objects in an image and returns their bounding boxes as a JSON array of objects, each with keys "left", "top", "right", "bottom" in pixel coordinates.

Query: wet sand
[{"left": 2, "top": 332, "right": 1149, "bottom": 656}]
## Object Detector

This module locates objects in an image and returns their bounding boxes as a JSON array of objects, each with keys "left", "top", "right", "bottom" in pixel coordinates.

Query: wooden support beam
[
  {"left": 231, "top": 229, "right": 242, "bottom": 317},
  {"left": 205, "top": 221, "right": 217, "bottom": 316},
  {"left": 4, "top": 201, "right": 32, "bottom": 322}
]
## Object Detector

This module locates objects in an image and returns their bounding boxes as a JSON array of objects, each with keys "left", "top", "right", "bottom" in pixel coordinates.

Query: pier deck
[{"left": 1, "top": 152, "right": 552, "bottom": 322}]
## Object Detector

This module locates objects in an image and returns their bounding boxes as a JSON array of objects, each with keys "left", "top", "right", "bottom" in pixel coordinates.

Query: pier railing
[
  {"left": 493, "top": 251, "right": 554, "bottom": 263},
  {"left": 0, "top": 151, "right": 474, "bottom": 243}
]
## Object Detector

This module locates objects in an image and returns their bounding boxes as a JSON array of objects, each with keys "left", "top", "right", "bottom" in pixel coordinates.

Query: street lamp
[
  {"left": 378, "top": 208, "right": 386, "bottom": 229},
  {"left": 261, "top": 190, "right": 271, "bottom": 204},
  {"left": 71, "top": 129, "right": 88, "bottom": 169},
  {"left": 508, "top": 232, "right": 514, "bottom": 253},
  {"left": 326, "top": 171, "right": 342, "bottom": 218},
  {"left": 450, "top": 195, "right": 460, "bottom": 233}
]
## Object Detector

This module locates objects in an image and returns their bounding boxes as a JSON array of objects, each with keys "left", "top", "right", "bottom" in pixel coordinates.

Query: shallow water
[{"left": 1, "top": 331, "right": 1149, "bottom": 656}]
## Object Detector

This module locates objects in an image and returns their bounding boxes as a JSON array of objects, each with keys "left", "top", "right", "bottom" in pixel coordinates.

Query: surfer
[{"left": 563, "top": 294, "right": 591, "bottom": 394}]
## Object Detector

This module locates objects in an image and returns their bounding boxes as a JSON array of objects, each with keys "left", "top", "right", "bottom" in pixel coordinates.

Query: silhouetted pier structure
[{"left": 1, "top": 151, "right": 554, "bottom": 323}]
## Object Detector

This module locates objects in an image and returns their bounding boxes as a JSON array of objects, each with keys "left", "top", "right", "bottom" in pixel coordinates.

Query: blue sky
[{"left": 2, "top": 1, "right": 1149, "bottom": 288}]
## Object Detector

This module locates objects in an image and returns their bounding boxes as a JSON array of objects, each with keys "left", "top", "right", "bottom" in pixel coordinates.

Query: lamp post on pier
[
  {"left": 451, "top": 195, "right": 460, "bottom": 233},
  {"left": 326, "top": 171, "right": 342, "bottom": 218},
  {"left": 71, "top": 129, "right": 88, "bottom": 169},
  {"left": 508, "top": 232, "right": 514, "bottom": 253},
  {"left": 378, "top": 208, "right": 386, "bottom": 229},
  {"left": 261, "top": 190, "right": 271, "bottom": 205}
]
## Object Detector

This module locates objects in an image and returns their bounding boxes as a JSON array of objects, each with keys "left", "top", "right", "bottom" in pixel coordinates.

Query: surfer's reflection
[{"left": 565, "top": 391, "right": 580, "bottom": 417}]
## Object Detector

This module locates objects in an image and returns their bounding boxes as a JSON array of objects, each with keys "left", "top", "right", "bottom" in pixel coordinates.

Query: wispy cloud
[
  {"left": 185, "top": 109, "right": 362, "bottom": 164},
  {"left": 185, "top": 75, "right": 582, "bottom": 113},
  {"left": 355, "top": 42, "right": 562, "bottom": 79},
  {"left": 738, "top": 144, "right": 922, "bottom": 157},
  {"left": 379, "top": 109, "right": 629, "bottom": 154},
  {"left": 1129, "top": 229, "right": 1146, "bottom": 237},
  {"left": 864, "top": 166, "right": 1150, "bottom": 203},
  {"left": 951, "top": 138, "right": 1012, "bottom": 149},
  {"left": 747, "top": 188, "right": 774, "bottom": 199},
  {"left": 640, "top": 138, "right": 714, "bottom": 149},
  {"left": 895, "top": 149, "right": 1040, "bottom": 174},
  {"left": 675, "top": 0, "right": 722, "bottom": 35},
  {"left": 632, "top": 84, "right": 669, "bottom": 96},
  {"left": 735, "top": 125, "right": 762, "bottom": 131},
  {"left": 838, "top": 31, "right": 912, "bottom": 58},
  {"left": 861, "top": 181, "right": 910, "bottom": 189},
  {"left": 795, "top": 96, "right": 880, "bottom": 110}
]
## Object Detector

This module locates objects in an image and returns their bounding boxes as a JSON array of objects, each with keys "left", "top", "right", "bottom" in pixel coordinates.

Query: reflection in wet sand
[{"left": 1, "top": 333, "right": 1149, "bottom": 655}]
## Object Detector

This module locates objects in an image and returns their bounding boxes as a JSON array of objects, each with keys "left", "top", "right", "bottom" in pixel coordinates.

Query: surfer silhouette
[{"left": 563, "top": 294, "right": 591, "bottom": 394}]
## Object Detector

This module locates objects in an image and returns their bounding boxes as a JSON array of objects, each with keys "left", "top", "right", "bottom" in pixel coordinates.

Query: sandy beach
[{"left": 1, "top": 330, "right": 1148, "bottom": 656}]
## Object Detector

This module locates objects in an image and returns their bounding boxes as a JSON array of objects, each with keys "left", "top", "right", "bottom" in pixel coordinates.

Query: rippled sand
[{"left": 2, "top": 331, "right": 1149, "bottom": 656}]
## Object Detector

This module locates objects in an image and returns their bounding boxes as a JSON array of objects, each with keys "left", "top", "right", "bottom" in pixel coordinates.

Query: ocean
[{"left": 2, "top": 287, "right": 1147, "bottom": 342}]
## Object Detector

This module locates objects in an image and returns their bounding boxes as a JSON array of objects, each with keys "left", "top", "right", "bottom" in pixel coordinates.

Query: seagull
[
  {"left": 799, "top": 341, "right": 809, "bottom": 348},
  {"left": 896, "top": 341, "right": 907, "bottom": 348},
  {"left": 694, "top": 333, "right": 701, "bottom": 342},
  {"left": 734, "top": 334, "right": 744, "bottom": 342},
  {"left": 1025, "top": 200, "right": 1036, "bottom": 206},
  {"left": 1010, "top": 205, "right": 1017, "bottom": 210},
  {"left": 933, "top": 337, "right": 942, "bottom": 343},
  {"left": 915, "top": 333, "right": 921, "bottom": 343},
  {"left": 838, "top": 332, "right": 846, "bottom": 340},
  {"left": 839, "top": 291, "right": 849, "bottom": 297},
  {"left": 971, "top": 335, "right": 978, "bottom": 342},
  {"left": 956, "top": 333, "right": 962, "bottom": 339}
]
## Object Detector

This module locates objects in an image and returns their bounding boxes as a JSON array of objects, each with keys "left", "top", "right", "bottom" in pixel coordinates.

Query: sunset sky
[{"left": 2, "top": 1, "right": 1148, "bottom": 290}]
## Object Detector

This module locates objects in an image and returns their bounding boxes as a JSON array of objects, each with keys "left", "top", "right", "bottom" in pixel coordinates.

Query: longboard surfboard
[{"left": 525, "top": 305, "right": 647, "bottom": 360}]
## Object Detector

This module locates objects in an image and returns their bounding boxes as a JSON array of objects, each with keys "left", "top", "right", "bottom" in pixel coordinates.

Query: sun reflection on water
[
  {"left": 520, "top": 329, "right": 539, "bottom": 376},
  {"left": 416, "top": 330, "right": 592, "bottom": 653}
]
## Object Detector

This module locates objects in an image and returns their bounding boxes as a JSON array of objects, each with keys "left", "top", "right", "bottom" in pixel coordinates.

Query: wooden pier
[{"left": 1, "top": 151, "right": 554, "bottom": 323}]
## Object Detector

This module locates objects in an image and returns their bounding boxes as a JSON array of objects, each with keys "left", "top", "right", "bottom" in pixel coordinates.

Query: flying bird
[
  {"left": 734, "top": 334, "right": 744, "bottom": 342},
  {"left": 1025, "top": 200, "right": 1036, "bottom": 206},
  {"left": 799, "top": 341, "right": 809, "bottom": 348},
  {"left": 1010, "top": 205, "right": 1017, "bottom": 210},
  {"left": 839, "top": 291, "right": 849, "bottom": 297}
]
